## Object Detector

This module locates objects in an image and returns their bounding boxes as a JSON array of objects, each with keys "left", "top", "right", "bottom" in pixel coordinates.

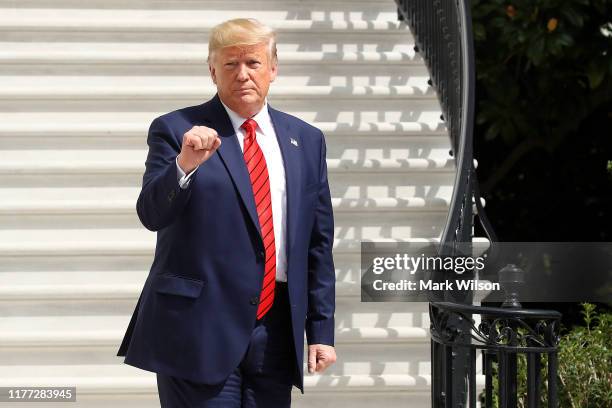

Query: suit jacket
[{"left": 117, "top": 94, "right": 335, "bottom": 392}]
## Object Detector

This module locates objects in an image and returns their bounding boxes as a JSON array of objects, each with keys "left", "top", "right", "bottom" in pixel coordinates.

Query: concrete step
[
  {"left": 0, "top": 51, "right": 428, "bottom": 77},
  {"left": 0, "top": 365, "right": 432, "bottom": 392},
  {"left": 0, "top": 55, "right": 424, "bottom": 77},
  {"left": 0, "top": 273, "right": 420, "bottom": 314},
  {"left": 0, "top": 228, "right": 455, "bottom": 288},
  {"left": 0, "top": 10, "right": 406, "bottom": 28},
  {"left": 0, "top": 190, "right": 451, "bottom": 209},
  {"left": 0, "top": 121, "right": 449, "bottom": 154},
  {"left": 0, "top": 43, "right": 418, "bottom": 64},
  {"left": 0, "top": 183, "right": 451, "bottom": 229},
  {"left": 0, "top": 95, "right": 441, "bottom": 120},
  {"left": 0, "top": 78, "right": 438, "bottom": 113},
  {"left": 0, "top": 77, "right": 433, "bottom": 99},
  {"left": 0, "top": 187, "right": 451, "bottom": 211},
  {"left": 0, "top": 114, "right": 443, "bottom": 136},
  {"left": 3, "top": 10, "right": 403, "bottom": 25},
  {"left": 0, "top": 237, "right": 487, "bottom": 281},
  {"left": 0, "top": 149, "right": 453, "bottom": 171},
  {"left": 0, "top": 392, "right": 432, "bottom": 408},
  {"left": 0, "top": 173, "right": 453, "bottom": 197},
  {"left": 0, "top": 248, "right": 387, "bottom": 286},
  {"left": 0, "top": 228, "right": 450, "bottom": 257},
  {"left": 1, "top": 346, "right": 431, "bottom": 378},
  {"left": 0, "top": 286, "right": 431, "bottom": 320},
  {"left": 0, "top": 315, "right": 431, "bottom": 375},
  {"left": 0, "top": 122, "right": 447, "bottom": 151},
  {"left": 0, "top": 315, "right": 429, "bottom": 345},
  {"left": 0, "top": 363, "right": 433, "bottom": 396},
  {"left": 0, "top": 7, "right": 402, "bottom": 24},
  {"left": 0, "top": 200, "right": 449, "bottom": 229},
  {"left": 0, "top": 270, "right": 362, "bottom": 299},
  {"left": 0, "top": 43, "right": 421, "bottom": 76},
  {"left": 0, "top": 284, "right": 430, "bottom": 325},
  {"left": 0, "top": 149, "right": 454, "bottom": 187},
  {"left": 0, "top": 346, "right": 431, "bottom": 378},
  {"left": 0, "top": 248, "right": 440, "bottom": 319},
  {"left": 0, "top": 202, "right": 447, "bottom": 234},
  {"left": 1, "top": 101, "right": 441, "bottom": 123},
  {"left": 0, "top": 0, "right": 400, "bottom": 13},
  {"left": 0, "top": 14, "right": 413, "bottom": 46},
  {"left": 0, "top": 112, "right": 445, "bottom": 147}
]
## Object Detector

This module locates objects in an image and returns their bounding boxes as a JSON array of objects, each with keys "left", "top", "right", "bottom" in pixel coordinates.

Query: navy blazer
[{"left": 117, "top": 94, "right": 335, "bottom": 392}]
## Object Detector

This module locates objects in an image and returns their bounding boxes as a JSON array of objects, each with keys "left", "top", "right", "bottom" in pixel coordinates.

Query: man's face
[{"left": 209, "top": 42, "right": 277, "bottom": 118}]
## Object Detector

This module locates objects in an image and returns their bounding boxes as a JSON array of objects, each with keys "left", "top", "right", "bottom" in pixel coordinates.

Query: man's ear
[
  {"left": 269, "top": 61, "right": 278, "bottom": 83},
  {"left": 209, "top": 63, "right": 217, "bottom": 85}
]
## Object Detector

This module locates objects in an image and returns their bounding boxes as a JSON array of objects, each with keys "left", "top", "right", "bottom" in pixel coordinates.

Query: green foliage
[
  {"left": 557, "top": 303, "right": 612, "bottom": 407},
  {"left": 484, "top": 351, "right": 532, "bottom": 408},
  {"left": 471, "top": 0, "right": 612, "bottom": 180},
  {"left": 480, "top": 304, "right": 612, "bottom": 407}
]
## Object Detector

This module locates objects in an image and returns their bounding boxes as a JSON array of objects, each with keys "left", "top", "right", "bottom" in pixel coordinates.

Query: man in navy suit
[{"left": 116, "top": 18, "right": 336, "bottom": 407}]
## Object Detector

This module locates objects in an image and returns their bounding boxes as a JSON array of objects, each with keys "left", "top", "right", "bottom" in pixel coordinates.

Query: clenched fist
[
  {"left": 307, "top": 344, "right": 337, "bottom": 374},
  {"left": 177, "top": 126, "right": 222, "bottom": 174}
]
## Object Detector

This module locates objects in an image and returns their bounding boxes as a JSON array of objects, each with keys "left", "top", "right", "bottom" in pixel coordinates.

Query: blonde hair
[{"left": 208, "top": 18, "right": 277, "bottom": 64}]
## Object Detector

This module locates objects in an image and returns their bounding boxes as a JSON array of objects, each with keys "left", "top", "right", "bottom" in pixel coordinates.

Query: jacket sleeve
[
  {"left": 305, "top": 130, "right": 336, "bottom": 346},
  {"left": 136, "top": 117, "right": 196, "bottom": 231}
]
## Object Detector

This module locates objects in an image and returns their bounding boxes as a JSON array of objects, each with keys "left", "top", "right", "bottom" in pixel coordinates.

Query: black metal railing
[
  {"left": 396, "top": 0, "right": 477, "bottom": 247},
  {"left": 430, "top": 301, "right": 561, "bottom": 407},
  {"left": 395, "top": 1, "right": 561, "bottom": 406}
]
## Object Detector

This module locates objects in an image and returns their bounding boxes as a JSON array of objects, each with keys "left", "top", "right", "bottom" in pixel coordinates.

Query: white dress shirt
[{"left": 175, "top": 101, "right": 288, "bottom": 282}]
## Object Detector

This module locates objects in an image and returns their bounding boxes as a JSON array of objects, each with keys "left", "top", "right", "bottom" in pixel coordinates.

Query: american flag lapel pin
[{"left": 290, "top": 138, "right": 299, "bottom": 147}]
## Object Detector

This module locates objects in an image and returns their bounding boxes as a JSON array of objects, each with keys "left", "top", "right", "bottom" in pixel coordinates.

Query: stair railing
[{"left": 394, "top": 1, "right": 561, "bottom": 406}]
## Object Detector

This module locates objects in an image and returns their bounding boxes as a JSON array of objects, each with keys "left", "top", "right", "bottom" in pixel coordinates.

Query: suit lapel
[
  {"left": 268, "top": 105, "right": 301, "bottom": 254},
  {"left": 200, "top": 96, "right": 302, "bottom": 255},
  {"left": 202, "top": 95, "right": 261, "bottom": 235}
]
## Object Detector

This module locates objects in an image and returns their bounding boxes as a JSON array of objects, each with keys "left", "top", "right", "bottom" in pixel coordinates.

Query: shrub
[
  {"left": 480, "top": 303, "right": 612, "bottom": 407},
  {"left": 471, "top": 0, "right": 612, "bottom": 192}
]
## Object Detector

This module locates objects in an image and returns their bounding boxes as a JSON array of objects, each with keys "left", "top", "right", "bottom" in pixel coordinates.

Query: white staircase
[{"left": 0, "top": 1, "right": 453, "bottom": 406}]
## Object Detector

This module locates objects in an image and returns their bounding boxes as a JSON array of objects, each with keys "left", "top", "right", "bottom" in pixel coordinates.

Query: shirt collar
[{"left": 219, "top": 98, "right": 271, "bottom": 136}]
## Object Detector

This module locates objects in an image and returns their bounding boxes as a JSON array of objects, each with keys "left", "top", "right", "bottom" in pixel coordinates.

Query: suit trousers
[{"left": 156, "top": 282, "right": 297, "bottom": 408}]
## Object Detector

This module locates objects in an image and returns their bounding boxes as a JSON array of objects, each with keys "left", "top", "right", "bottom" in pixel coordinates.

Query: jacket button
[
  {"left": 250, "top": 296, "right": 259, "bottom": 305},
  {"left": 167, "top": 189, "right": 176, "bottom": 202},
  {"left": 258, "top": 250, "right": 265, "bottom": 260}
]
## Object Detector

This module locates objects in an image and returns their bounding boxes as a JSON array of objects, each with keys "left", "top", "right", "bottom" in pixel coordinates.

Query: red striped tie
[{"left": 241, "top": 118, "right": 276, "bottom": 319}]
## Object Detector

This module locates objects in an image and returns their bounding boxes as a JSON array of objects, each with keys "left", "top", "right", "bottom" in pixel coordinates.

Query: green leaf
[
  {"left": 561, "top": 8, "right": 585, "bottom": 27},
  {"left": 500, "top": 120, "right": 517, "bottom": 144},
  {"left": 473, "top": 22, "right": 487, "bottom": 41},
  {"left": 491, "top": 16, "right": 507, "bottom": 29},
  {"left": 587, "top": 61, "right": 606, "bottom": 88},
  {"left": 526, "top": 36, "right": 546, "bottom": 66},
  {"left": 556, "top": 33, "right": 574, "bottom": 48},
  {"left": 476, "top": 112, "right": 488, "bottom": 125},
  {"left": 485, "top": 121, "right": 502, "bottom": 141}
]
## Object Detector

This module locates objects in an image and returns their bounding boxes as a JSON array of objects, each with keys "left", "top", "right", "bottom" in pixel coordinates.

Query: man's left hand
[{"left": 307, "top": 344, "right": 336, "bottom": 374}]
